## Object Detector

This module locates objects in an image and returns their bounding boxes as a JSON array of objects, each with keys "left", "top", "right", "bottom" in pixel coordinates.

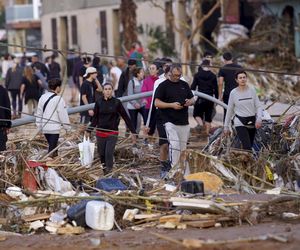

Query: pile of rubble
[{"left": 0, "top": 113, "right": 300, "bottom": 237}]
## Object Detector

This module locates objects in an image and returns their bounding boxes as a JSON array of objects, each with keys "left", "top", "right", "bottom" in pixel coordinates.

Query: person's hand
[
  {"left": 184, "top": 99, "right": 194, "bottom": 107},
  {"left": 88, "top": 110, "right": 94, "bottom": 116},
  {"left": 255, "top": 120, "right": 262, "bottom": 129},
  {"left": 131, "top": 134, "right": 137, "bottom": 144},
  {"left": 85, "top": 131, "right": 91, "bottom": 139},
  {"left": 134, "top": 103, "right": 141, "bottom": 109},
  {"left": 219, "top": 96, "right": 223, "bottom": 101},
  {"left": 5, "top": 128, "right": 10, "bottom": 134},
  {"left": 172, "top": 102, "right": 183, "bottom": 110}
]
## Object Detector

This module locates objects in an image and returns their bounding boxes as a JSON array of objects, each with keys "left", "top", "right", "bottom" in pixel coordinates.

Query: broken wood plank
[
  {"left": 134, "top": 213, "right": 161, "bottom": 220},
  {"left": 57, "top": 226, "right": 85, "bottom": 235},
  {"left": 22, "top": 213, "right": 51, "bottom": 222},
  {"left": 185, "top": 220, "right": 216, "bottom": 228},
  {"left": 159, "top": 215, "right": 182, "bottom": 224}
]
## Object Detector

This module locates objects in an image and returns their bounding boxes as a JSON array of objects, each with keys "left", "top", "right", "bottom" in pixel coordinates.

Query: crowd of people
[{"left": 0, "top": 45, "right": 263, "bottom": 178}]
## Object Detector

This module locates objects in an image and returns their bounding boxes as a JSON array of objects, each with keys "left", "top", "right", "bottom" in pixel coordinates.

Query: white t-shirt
[{"left": 110, "top": 66, "right": 122, "bottom": 90}]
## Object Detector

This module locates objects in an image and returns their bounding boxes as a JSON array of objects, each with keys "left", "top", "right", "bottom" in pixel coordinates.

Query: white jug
[{"left": 85, "top": 201, "right": 114, "bottom": 230}]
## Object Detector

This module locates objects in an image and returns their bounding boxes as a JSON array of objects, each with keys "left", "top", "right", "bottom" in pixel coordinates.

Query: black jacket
[
  {"left": 191, "top": 68, "right": 218, "bottom": 99},
  {"left": 88, "top": 96, "right": 136, "bottom": 134},
  {"left": 116, "top": 67, "right": 131, "bottom": 97},
  {"left": 0, "top": 85, "right": 12, "bottom": 128}
]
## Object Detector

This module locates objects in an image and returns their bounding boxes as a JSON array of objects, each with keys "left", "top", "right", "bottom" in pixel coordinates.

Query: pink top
[{"left": 141, "top": 75, "right": 158, "bottom": 109}]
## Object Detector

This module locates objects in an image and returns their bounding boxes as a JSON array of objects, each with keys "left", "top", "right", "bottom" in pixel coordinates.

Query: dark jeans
[
  {"left": 80, "top": 114, "right": 92, "bottom": 124},
  {"left": 97, "top": 135, "right": 118, "bottom": 173},
  {"left": 235, "top": 126, "right": 256, "bottom": 151},
  {"left": 128, "top": 107, "right": 148, "bottom": 131},
  {"left": 223, "top": 94, "right": 229, "bottom": 122},
  {"left": 9, "top": 90, "right": 23, "bottom": 115},
  {"left": 44, "top": 133, "right": 59, "bottom": 156},
  {"left": 0, "top": 129, "right": 8, "bottom": 151}
]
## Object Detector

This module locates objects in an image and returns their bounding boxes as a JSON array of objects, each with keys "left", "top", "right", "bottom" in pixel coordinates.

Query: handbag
[{"left": 236, "top": 115, "right": 256, "bottom": 126}]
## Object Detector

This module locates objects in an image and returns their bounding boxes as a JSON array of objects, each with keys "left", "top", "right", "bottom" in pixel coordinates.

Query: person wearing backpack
[{"left": 36, "top": 79, "right": 71, "bottom": 157}]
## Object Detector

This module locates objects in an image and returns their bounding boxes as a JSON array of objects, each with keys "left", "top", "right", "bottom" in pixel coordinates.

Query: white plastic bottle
[{"left": 85, "top": 201, "right": 115, "bottom": 230}]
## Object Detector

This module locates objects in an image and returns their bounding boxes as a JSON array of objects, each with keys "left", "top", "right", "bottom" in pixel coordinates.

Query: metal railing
[{"left": 11, "top": 91, "right": 227, "bottom": 127}]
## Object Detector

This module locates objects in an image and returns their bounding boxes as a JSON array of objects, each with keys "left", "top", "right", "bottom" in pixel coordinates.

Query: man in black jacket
[
  {"left": 191, "top": 60, "right": 218, "bottom": 135},
  {"left": 0, "top": 85, "right": 12, "bottom": 151},
  {"left": 115, "top": 59, "right": 136, "bottom": 98}
]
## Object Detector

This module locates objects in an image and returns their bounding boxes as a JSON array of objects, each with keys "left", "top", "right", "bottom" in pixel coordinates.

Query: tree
[
  {"left": 149, "top": 0, "right": 220, "bottom": 76},
  {"left": 120, "top": 0, "right": 138, "bottom": 52}
]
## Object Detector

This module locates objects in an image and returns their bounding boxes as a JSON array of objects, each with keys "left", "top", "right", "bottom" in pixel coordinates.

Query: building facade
[
  {"left": 40, "top": 0, "right": 167, "bottom": 57},
  {"left": 5, "top": 0, "right": 42, "bottom": 56}
]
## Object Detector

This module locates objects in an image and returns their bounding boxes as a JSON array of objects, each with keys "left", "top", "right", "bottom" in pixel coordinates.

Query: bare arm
[
  {"left": 95, "top": 79, "right": 103, "bottom": 92},
  {"left": 218, "top": 76, "right": 224, "bottom": 100},
  {"left": 81, "top": 94, "right": 89, "bottom": 105},
  {"left": 79, "top": 76, "right": 83, "bottom": 87}
]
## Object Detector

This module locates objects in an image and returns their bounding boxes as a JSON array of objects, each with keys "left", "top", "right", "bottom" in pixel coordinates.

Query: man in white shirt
[{"left": 109, "top": 59, "right": 122, "bottom": 95}]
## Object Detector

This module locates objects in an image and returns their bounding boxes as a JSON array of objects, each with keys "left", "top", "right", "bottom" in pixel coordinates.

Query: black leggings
[
  {"left": 97, "top": 135, "right": 118, "bottom": 173},
  {"left": 128, "top": 107, "right": 148, "bottom": 131},
  {"left": 9, "top": 90, "right": 23, "bottom": 115},
  {"left": 0, "top": 129, "right": 8, "bottom": 151},
  {"left": 44, "top": 134, "right": 59, "bottom": 156},
  {"left": 235, "top": 126, "right": 256, "bottom": 151}
]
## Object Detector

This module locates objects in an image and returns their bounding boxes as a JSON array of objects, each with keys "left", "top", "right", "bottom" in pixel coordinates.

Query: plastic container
[
  {"left": 85, "top": 201, "right": 114, "bottom": 230},
  {"left": 96, "top": 178, "right": 127, "bottom": 192},
  {"left": 67, "top": 200, "right": 89, "bottom": 227},
  {"left": 181, "top": 180, "right": 204, "bottom": 195}
]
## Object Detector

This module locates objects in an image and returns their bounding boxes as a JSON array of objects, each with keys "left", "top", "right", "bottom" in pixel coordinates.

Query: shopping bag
[{"left": 78, "top": 136, "right": 95, "bottom": 168}]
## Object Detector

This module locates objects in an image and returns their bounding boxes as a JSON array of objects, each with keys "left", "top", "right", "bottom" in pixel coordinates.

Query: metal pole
[{"left": 11, "top": 91, "right": 227, "bottom": 127}]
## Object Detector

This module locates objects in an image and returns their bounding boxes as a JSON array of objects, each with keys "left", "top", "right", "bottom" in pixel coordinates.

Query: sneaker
[
  {"left": 160, "top": 170, "right": 169, "bottom": 180},
  {"left": 160, "top": 160, "right": 172, "bottom": 172},
  {"left": 143, "top": 138, "right": 149, "bottom": 145}
]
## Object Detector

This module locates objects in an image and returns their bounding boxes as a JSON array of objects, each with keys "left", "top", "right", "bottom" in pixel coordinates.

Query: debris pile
[{"left": 0, "top": 113, "right": 300, "bottom": 236}]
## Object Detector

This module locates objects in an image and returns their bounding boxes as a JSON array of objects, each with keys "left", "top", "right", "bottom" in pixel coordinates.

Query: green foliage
[{"left": 139, "top": 24, "right": 176, "bottom": 57}]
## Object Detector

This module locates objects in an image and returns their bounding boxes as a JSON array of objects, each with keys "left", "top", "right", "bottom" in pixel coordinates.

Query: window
[
  {"left": 71, "top": 15, "right": 78, "bottom": 46},
  {"left": 100, "top": 11, "right": 108, "bottom": 54},
  {"left": 51, "top": 18, "right": 58, "bottom": 49}
]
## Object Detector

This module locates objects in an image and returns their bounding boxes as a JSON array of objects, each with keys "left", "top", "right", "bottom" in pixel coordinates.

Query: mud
[{"left": 1, "top": 220, "right": 299, "bottom": 250}]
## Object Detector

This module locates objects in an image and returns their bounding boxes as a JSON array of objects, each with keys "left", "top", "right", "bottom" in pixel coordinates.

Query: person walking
[
  {"left": 223, "top": 70, "right": 263, "bottom": 151},
  {"left": 127, "top": 67, "right": 148, "bottom": 131},
  {"left": 191, "top": 59, "right": 218, "bottom": 135},
  {"left": 20, "top": 66, "right": 42, "bottom": 115},
  {"left": 141, "top": 63, "right": 159, "bottom": 136},
  {"left": 0, "top": 85, "right": 11, "bottom": 151},
  {"left": 86, "top": 83, "right": 136, "bottom": 174},
  {"left": 155, "top": 64, "right": 194, "bottom": 173},
  {"left": 218, "top": 52, "right": 242, "bottom": 120},
  {"left": 145, "top": 61, "right": 172, "bottom": 178},
  {"left": 92, "top": 54, "right": 104, "bottom": 85},
  {"left": 115, "top": 59, "right": 137, "bottom": 98},
  {"left": 80, "top": 67, "right": 103, "bottom": 124},
  {"left": 79, "top": 56, "right": 92, "bottom": 87},
  {"left": 48, "top": 53, "right": 61, "bottom": 80},
  {"left": 5, "top": 59, "right": 24, "bottom": 119},
  {"left": 36, "top": 79, "right": 71, "bottom": 157}
]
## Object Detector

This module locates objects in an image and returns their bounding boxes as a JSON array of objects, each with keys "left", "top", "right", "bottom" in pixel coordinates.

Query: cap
[{"left": 83, "top": 67, "right": 97, "bottom": 77}]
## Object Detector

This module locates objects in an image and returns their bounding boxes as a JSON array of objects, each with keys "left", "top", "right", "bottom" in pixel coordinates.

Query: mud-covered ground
[{"left": 0, "top": 220, "right": 299, "bottom": 250}]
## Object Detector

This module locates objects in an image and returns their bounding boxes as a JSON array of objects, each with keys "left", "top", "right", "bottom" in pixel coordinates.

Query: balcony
[{"left": 5, "top": 5, "right": 37, "bottom": 23}]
